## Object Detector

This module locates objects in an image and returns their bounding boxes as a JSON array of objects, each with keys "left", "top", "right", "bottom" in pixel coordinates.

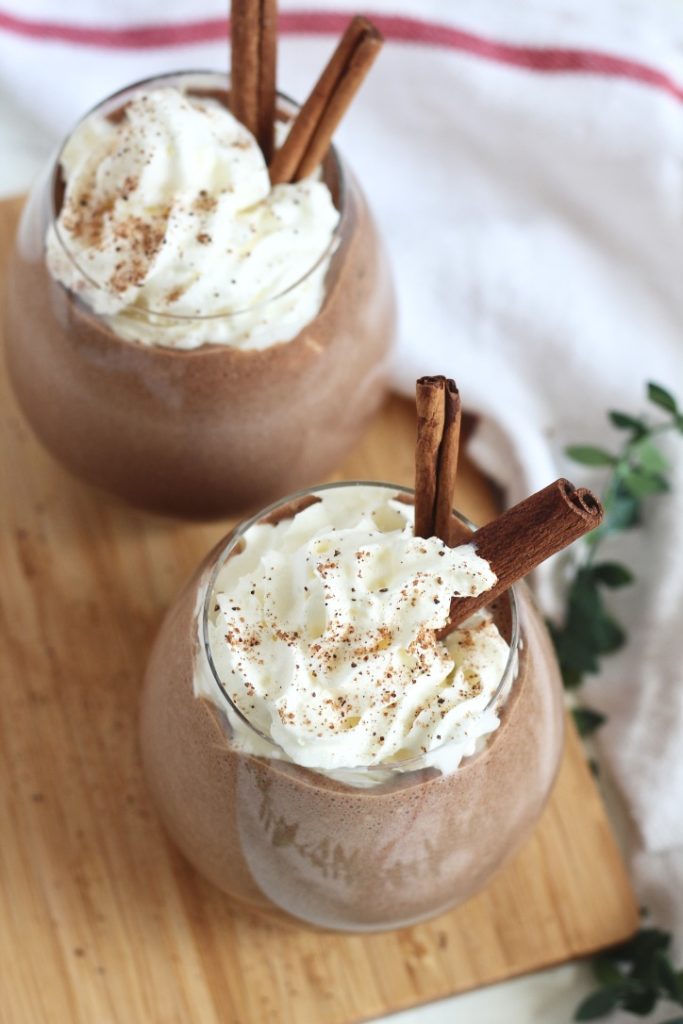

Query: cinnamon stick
[
  {"left": 230, "top": 0, "right": 278, "bottom": 157},
  {"left": 414, "top": 377, "right": 446, "bottom": 539},
  {"left": 295, "top": 27, "right": 382, "bottom": 180},
  {"left": 438, "top": 478, "right": 603, "bottom": 638},
  {"left": 257, "top": 0, "right": 278, "bottom": 161},
  {"left": 230, "top": 0, "right": 260, "bottom": 137},
  {"left": 269, "top": 16, "right": 382, "bottom": 184},
  {"left": 434, "top": 383, "right": 462, "bottom": 545},
  {"left": 414, "top": 376, "right": 462, "bottom": 543}
]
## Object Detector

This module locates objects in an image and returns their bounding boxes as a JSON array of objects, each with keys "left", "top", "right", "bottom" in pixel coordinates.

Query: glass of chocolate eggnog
[
  {"left": 140, "top": 481, "right": 565, "bottom": 932},
  {"left": 4, "top": 71, "right": 394, "bottom": 518}
]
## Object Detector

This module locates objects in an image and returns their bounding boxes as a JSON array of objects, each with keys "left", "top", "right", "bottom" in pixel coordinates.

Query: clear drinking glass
[
  {"left": 4, "top": 72, "right": 395, "bottom": 518},
  {"left": 140, "top": 481, "right": 565, "bottom": 932}
]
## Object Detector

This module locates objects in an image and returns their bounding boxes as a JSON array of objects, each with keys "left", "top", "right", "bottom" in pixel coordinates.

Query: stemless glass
[
  {"left": 4, "top": 72, "right": 395, "bottom": 518},
  {"left": 140, "top": 481, "right": 565, "bottom": 932}
]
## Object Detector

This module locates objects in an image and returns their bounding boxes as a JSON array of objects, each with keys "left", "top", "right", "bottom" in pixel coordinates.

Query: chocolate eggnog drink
[
  {"left": 140, "top": 483, "right": 566, "bottom": 931},
  {"left": 4, "top": 66, "right": 394, "bottom": 517}
]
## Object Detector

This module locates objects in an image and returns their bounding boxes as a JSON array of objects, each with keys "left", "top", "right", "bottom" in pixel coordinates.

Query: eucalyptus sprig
[
  {"left": 549, "top": 381, "right": 683, "bottom": 730},
  {"left": 548, "top": 383, "right": 683, "bottom": 1021},
  {"left": 575, "top": 928, "right": 683, "bottom": 1021}
]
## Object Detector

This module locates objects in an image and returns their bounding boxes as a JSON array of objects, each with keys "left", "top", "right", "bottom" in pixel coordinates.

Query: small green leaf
[
  {"left": 573, "top": 707, "right": 607, "bottom": 737},
  {"left": 621, "top": 986, "right": 656, "bottom": 1015},
  {"left": 611, "top": 927, "right": 671, "bottom": 963},
  {"left": 656, "top": 950, "right": 683, "bottom": 1002},
  {"left": 574, "top": 987, "right": 622, "bottom": 1020},
  {"left": 550, "top": 616, "right": 599, "bottom": 684},
  {"left": 558, "top": 664, "right": 590, "bottom": 690},
  {"left": 632, "top": 437, "right": 670, "bottom": 475},
  {"left": 592, "top": 486, "right": 641, "bottom": 541},
  {"left": 676, "top": 414, "right": 683, "bottom": 434},
  {"left": 621, "top": 470, "right": 669, "bottom": 499},
  {"left": 593, "top": 613, "right": 626, "bottom": 654},
  {"left": 566, "top": 445, "right": 617, "bottom": 466},
  {"left": 608, "top": 486, "right": 642, "bottom": 528},
  {"left": 593, "top": 956, "right": 624, "bottom": 985},
  {"left": 648, "top": 381, "right": 678, "bottom": 413},
  {"left": 590, "top": 563, "right": 634, "bottom": 588},
  {"left": 550, "top": 568, "right": 627, "bottom": 688},
  {"left": 609, "top": 410, "right": 647, "bottom": 436}
]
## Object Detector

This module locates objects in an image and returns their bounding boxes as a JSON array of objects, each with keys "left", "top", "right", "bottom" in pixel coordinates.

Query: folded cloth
[{"left": 2, "top": 0, "right": 683, "bottom": 955}]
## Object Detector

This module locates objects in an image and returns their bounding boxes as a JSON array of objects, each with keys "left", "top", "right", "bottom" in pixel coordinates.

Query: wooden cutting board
[{"left": 0, "top": 197, "right": 638, "bottom": 1024}]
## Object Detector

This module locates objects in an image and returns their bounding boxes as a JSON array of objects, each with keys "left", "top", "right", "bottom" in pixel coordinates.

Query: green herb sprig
[
  {"left": 546, "top": 382, "right": 683, "bottom": 1020},
  {"left": 549, "top": 382, "right": 683, "bottom": 733},
  {"left": 575, "top": 928, "right": 683, "bottom": 1021}
]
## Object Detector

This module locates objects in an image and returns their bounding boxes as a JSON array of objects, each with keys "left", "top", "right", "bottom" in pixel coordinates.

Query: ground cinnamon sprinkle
[
  {"left": 109, "top": 216, "right": 166, "bottom": 292},
  {"left": 62, "top": 194, "right": 116, "bottom": 248},
  {"left": 121, "top": 175, "right": 138, "bottom": 199},
  {"left": 193, "top": 190, "right": 217, "bottom": 213}
]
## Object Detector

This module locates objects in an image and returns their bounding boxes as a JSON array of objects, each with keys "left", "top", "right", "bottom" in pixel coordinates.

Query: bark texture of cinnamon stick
[
  {"left": 438, "top": 478, "right": 603, "bottom": 637},
  {"left": 230, "top": 0, "right": 260, "bottom": 136},
  {"left": 414, "top": 376, "right": 462, "bottom": 543},
  {"left": 434, "top": 382, "right": 463, "bottom": 544},
  {"left": 231, "top": 0, "right": 278, "bottom": 156},
  {"left": 269, "top": 15, "right": 382, "bottom": 184},
  {"left": 257, "top": 0, "right": 278, "bottom": 161}
]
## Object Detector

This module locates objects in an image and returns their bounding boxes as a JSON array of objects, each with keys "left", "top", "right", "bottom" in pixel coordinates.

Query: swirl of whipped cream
[
  {"left": 46, "top": 86, "right": 340, "bottom": 350},
  {"left": 200, "top": 486, "right": 512, "bottom": 780}
]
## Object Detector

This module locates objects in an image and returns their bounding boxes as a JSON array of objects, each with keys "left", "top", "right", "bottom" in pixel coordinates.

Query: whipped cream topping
[
  {"left": 199, "top": 487, "right": 512, "bottom": 781},
  {"left": 46, "top": 86, "right": 340, "bottom": 350}
]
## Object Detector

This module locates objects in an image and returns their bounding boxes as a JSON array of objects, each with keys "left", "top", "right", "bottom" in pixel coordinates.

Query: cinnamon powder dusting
[{"left": 62, "top": 193, "right": 115, "bottom": 249}]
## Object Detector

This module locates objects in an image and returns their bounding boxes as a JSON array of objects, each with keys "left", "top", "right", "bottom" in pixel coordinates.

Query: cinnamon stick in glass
[
  {"left": 230, "top": 0, "right": 260, "bottom": 137},
  {"left": 438, "top": 478, "right": 603, "bottom": 638},
  {"left": 231, "top": 0, "right": 278, "bottom": 157},
  {"left": 414, "top": 376, "right": 446, "bottom": 539},
  {"left": 434, "top": 382, "right": 462, "bottom": 544},
  {"left": 257, "top": 0, "right": 278, "bottom": 161},
  {"left": 269, "top": 15, "right": 382, "bottom": 184},
  {"left": 414, "top": 376, "right": 462, "bottom": 543}
]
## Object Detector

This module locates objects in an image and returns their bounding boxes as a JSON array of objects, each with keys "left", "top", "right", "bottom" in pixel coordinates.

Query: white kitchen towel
[{"left": 2, "top": 0, "right": 683, "bottom": 955}]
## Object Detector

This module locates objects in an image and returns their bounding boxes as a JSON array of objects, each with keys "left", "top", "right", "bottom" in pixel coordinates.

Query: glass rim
[
  {"left": 201, "top": 479, "right": 520, "bottom": 775},
  {"left": 49, "top": 69, "right": 347, "bottom": 323}
]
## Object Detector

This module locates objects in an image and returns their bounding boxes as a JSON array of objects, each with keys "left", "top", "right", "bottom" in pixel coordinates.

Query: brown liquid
[
  {"left": 4, "top": 90, "right": 395, "bottom": 519},
  {"left": 140, "top": 545, "right": 564, "bottom": 932}
]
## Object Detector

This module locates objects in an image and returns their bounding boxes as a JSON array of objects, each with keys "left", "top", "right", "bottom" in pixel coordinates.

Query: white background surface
[{"left": 0, "top": 86, "right": 601, "bottom": 1024}]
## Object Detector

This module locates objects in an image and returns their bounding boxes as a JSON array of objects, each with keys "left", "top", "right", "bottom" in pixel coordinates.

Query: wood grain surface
[{"left": 0, "top": 197, "right": 638, "bottom": 1024}]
